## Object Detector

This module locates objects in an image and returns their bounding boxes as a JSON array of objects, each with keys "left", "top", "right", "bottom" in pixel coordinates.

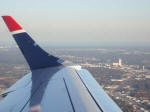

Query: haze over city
[{"left": 0, "top": 0, "right": 150, "bottom": 47}]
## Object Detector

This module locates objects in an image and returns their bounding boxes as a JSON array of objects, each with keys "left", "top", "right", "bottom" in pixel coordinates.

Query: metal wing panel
[
  {"left": 0, "top": 81, "right": 32, "bottom": 112},
  {"left": 76, "top": 69, "right": 123, "bottom": 112},
  {"left": 40, "top": 78, "right": 74, "bottom": 112},
  {"left": 1, "top": 73, "right": 32, "bottom": 96},
  {"left": 63, "top": 68, "right": 102, "bottom": 112},
  {"left": 0, "top": 66, "right": 123, "bottom": 112}
]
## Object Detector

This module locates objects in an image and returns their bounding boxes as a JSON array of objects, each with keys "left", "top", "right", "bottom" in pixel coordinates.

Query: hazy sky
[{"left": 0, "top": 0, "right": 150, "bottom": 46}]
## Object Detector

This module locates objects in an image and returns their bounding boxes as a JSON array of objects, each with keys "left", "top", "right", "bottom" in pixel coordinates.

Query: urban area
[{"left": 0, "top": 46, "right": 150, "bottom": 112}]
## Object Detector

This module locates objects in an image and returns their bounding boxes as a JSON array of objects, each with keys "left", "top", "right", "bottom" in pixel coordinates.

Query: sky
[{"left": 0, "top": 0, "right": 150, "bottom": 47}]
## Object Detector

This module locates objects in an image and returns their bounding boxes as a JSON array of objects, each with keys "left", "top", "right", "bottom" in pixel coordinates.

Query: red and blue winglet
[{"left": 2, "top": 16, "right": 62, "bottom": 70}]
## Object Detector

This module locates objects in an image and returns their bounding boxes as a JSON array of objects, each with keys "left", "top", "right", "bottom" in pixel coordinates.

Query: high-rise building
[
  {"left": 118, "top": 58, "right": 122, "bottom": 66},
  {"left": 113, "top": 58, "right": 122, "bottom": 67}
]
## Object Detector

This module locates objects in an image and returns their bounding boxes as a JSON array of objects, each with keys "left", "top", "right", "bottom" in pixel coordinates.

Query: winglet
[{"left": 2, "top": 16, "right": 63, "bottom": 70}]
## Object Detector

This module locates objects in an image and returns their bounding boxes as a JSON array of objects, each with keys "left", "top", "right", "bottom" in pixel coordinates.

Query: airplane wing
[{"left": 0, "top": 16, "right": 123, "bottom": 112}]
